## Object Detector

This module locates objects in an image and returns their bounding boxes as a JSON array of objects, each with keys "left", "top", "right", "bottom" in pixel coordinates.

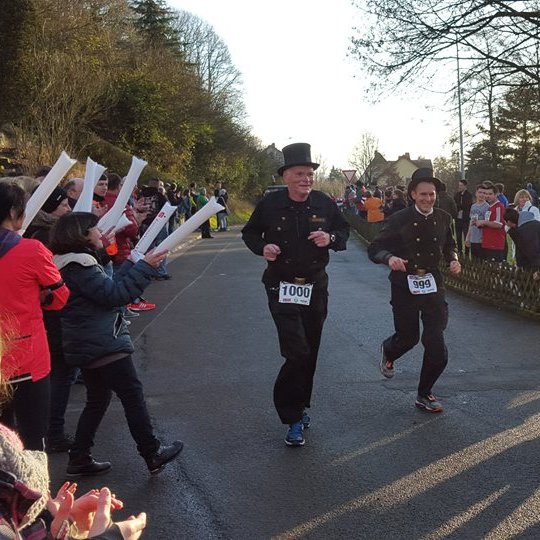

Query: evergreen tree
[
  {"left": 328, "top": 166, "right": 343, "bottom": 182},
  {"left": 130, "top": 0, "right": 180, "bottom": 49},
  {"left": 496, "top": 85, "right": 540, "bottom": 185}
]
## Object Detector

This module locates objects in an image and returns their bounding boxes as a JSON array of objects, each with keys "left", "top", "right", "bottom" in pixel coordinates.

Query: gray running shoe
[
  {"left": 415, "top": 394, "right": 443, "bottom": 413},
  {"left": 379, "top": 344, "right": 394, "bottom": 378}
]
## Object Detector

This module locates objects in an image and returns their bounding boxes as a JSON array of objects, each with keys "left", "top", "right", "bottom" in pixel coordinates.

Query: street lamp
[{"left": 456, "top": 39, "right": 465, "bottom": 180}]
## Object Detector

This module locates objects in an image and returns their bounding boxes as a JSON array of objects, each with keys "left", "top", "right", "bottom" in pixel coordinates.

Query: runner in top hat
[
  {"left": 242, "top": 142, "right": 349, "bottom": 446},
  {"left": 367, "top": 168, "right": 460, "bottom": 413}
]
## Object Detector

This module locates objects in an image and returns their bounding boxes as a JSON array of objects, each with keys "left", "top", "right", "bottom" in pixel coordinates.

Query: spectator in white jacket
[{"left": 514, "top": 189, "right": 540, "bottom": 221}]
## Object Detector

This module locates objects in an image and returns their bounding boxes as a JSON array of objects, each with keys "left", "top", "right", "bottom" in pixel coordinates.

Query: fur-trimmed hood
[{"left": 53, "top": 252, "right": 99, "bottom": 270}]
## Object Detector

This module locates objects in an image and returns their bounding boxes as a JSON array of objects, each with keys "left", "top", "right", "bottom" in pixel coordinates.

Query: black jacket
[
  {"left": 508, "top": 219, "right": 540, "bottom": 270},
  {"left": 454, "top": 189, "right": 473, "bottom": 220},
  {"left": 368, "top": 206, "right": 458, "bottom": 289},
  {"left": 54, "top": 252, "right": 156, "bottom": 367},
  {"left": 242, "top": 189, "right": 349, "bottom": 288}
]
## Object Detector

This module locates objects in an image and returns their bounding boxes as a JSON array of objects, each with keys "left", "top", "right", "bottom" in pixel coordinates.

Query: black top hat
[
  {"left": 407, "top": 168, "right": 442, "bottom": 196},
  {"left": 278, "top": 143, "right": 320, "bottom": 176}
]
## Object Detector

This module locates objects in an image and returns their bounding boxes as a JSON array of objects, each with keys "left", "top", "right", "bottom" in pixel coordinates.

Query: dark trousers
[
  {"left": 48, "top": 353, "right": 78, "bottom": 440},
  {"left": 267, "top": 287, "right": 328, "bottom": 425},
  {"left": 455, "top": 219, "right": 470, "bottom": 254},
  {"left": 71, "top": 355, "right": 159, "bottom": 458},
  {"left": 1, "top": 376, "right": 50, "bottom": 451},
  {"left": 383, "top": 285, "right": 448, "bottom": 397},
  {"left": 471, "top": 243, "right": 484, "bottom": 259},
  {"left": 201, "top": 220, "right": 211, "bottom": 238},
  {"left": 483, "top": 248, "right": 505, "bottom": 262}
]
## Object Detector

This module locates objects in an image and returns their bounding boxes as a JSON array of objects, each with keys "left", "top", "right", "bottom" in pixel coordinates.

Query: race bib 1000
[
  {"left": 279, "top": 281, "right": 313, "bottom": 305},
  {"left": 407, "top": 273, "right": 438, "bottom": 295}
]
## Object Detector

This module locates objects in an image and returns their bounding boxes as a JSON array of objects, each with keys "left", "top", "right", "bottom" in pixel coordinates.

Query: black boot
[
  {"left": 144, "top": 440, "right": 184, "bottom": 475},
  {"left": 66, "top": 454, "right": 112, "bottom": 477}
]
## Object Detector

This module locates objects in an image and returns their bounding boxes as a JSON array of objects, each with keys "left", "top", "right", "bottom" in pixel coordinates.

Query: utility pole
[{"left": 456, "top": 39, "right": 465, "bottom": 180}]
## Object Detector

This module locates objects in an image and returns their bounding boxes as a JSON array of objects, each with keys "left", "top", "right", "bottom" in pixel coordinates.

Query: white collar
[{"left": 415, "top": 205, "right": 434, "bottom": 217}]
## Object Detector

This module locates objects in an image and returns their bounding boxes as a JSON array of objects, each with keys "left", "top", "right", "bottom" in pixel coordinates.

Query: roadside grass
[{"left": 227, "top": 198, "right": 255, "bottom": 224}]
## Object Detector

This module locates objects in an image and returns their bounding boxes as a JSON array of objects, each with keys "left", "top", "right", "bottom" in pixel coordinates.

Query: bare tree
[
  {"left": 172, "top": 10, "right": 244, "bottom": 120},
  {"left": 350, "top": 0, "right": 540, "bottom": 98},
  {"left": 349, "top": 132, "right": 379, "bottom": 185}
]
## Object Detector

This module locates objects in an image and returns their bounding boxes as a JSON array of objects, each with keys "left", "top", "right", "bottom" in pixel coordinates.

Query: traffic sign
[{"left": 342, "top": 169, "right": 357, "bottom": 182}]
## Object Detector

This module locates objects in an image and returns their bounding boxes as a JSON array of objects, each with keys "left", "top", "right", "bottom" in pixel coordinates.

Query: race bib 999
[{"left": 407, "top": 273, "right": 437, "bottom": 295}]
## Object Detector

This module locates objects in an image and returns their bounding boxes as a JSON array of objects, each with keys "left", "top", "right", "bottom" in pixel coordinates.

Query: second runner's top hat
[
  {"left": 278, "top": 143, "right": 320, "bottom": 176},
  {"left": 408, "top": 167, "right": 442, "bottom": 196}
]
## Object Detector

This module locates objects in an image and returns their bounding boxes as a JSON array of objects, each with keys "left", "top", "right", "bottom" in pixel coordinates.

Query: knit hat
[
  {"left": 42, "top": 187, "right": 67, "bottom": 214},
  {"left": 0, "top": 424, "right": 49, "bottom": 528}
]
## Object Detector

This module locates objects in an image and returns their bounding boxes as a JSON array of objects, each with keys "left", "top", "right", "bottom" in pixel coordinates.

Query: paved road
[{"left": 49, "top": 227, "right": 540, "bottom": 539}]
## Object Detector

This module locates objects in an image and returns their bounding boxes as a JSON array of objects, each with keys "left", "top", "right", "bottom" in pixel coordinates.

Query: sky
[{"left": 169, "top": 0, "right": 458, "bottom": 172}]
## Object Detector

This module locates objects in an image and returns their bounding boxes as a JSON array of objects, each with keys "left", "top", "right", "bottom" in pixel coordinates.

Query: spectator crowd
[
  {"left": 0, "top": 165, "right": 231, "bottom": 538},
  {"left": 340, "top": 178, "right": 540, "bottom": 272}
]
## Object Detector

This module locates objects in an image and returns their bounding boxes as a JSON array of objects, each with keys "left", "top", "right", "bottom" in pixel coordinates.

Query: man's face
[
  {"left": 476, "top": 188, "right": 486, "bottom": 202},
  {"left": 411, "top": 181, "right": 437, "bottom": 213},
  {"left": 283, "top": 165, "right": 315, "bottom": 201},
  {"left": 458, "top": 181, "right": 466, "bottom": 192},
  {"left": 67, "top": 179, "right": 83, "bottom": 200},
  {"left": 94, "top": 178, "right": 108, "bottom": 197},
  {"left": 484, "top": 188, "right": 497, "bottom": 204}
]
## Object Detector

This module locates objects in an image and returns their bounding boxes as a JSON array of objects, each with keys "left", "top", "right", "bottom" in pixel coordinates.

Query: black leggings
[{"left": 0, "top": 376, "right": 50, "bottom": 451}]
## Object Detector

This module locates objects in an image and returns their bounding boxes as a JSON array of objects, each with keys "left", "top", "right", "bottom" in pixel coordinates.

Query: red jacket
[
  {"left": 0, "top": 233, "right": 69, "bottom": 381},
  {"left": 104, "top": 193, "right": 139, "bottom": 265}
]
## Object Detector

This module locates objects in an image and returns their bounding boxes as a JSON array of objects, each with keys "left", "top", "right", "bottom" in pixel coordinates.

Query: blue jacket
[{"left": 54, "top": 252, "right": 156, "bottom": 367}]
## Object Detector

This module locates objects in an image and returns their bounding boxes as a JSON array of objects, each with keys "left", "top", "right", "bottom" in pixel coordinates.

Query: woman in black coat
[{"left": 49, "top": 212, "right": 183, "bottom": 477}]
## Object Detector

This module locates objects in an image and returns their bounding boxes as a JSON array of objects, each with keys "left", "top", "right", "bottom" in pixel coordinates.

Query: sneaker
[
  {"left": 285, "top": 421, "right": 305, "bottom": 447},
  {"left": 125, "top": 319, "right": 131, "bottom": 326},
  {"left": 46, "top": 434, "right": 74, "bottom": 454},
  {"left": 301, "top": 411, "right": 311, "bottom": 429},
  {"left": 124, "top": 307, "right": 140, "bottom": 318},
  {"left": 415, "top": 394, "right": 444, "bottom": 413},
  {"left": 128, "top": 301, "right": 156, "bottom": 312},
  {"left": 66, "top": 455, "right": 112, "bottom": 477},
  {"left": 144, "top": 441, "right": 184, "bottom": 475},
  {"left": 379, "top": 344, "right": 394, "bottom": 379}
]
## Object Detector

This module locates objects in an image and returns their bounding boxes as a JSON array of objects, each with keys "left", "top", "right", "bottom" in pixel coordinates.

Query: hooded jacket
[
  {"left": 23, "top": 211, "right": 59, "bottom": 246},
  {"left": 0, "top": 229, "right": 69, "bottom": 381},
  {"left": 54, "top": 252, "right": 156, "bottom": 367}
]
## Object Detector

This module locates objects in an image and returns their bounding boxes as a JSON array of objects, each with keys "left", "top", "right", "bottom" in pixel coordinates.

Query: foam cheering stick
[
  {"left": 73, "top": 157, "right": 107, "bottom": 212},
  {"left": 20, "top": 151, "right": 77, "bottom": 234},
  {"left": 132, "top": 202, "right": 176, "bottom": 256},
  {"left": 155, "top": 197, "right": 224, "bottom": 253},
  {"left": 98, "top": 156, "right": 147, "bottom": 232}
]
